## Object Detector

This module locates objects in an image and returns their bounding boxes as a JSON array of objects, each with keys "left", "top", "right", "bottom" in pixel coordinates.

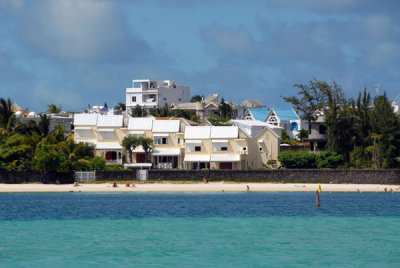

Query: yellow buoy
[{"left": 318, "top": 184, "right": 322, "bottom": 192}]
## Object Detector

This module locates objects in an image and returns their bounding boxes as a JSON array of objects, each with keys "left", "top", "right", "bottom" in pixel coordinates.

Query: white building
[{"left": 126, "top": 79, "right": 190, "bottom": 114}]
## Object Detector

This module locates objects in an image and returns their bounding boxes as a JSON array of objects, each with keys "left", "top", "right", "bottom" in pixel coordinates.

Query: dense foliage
[
  {"left": 278, "top": 151, "right": 344, "bottom": 169},
  {"left": 284, "top": 80, "right": 400, "bottom": 168}
]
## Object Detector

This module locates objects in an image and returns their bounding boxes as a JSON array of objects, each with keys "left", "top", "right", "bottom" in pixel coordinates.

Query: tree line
[{"left": 281, "top": 79, "right": 400, "bottom": 169}]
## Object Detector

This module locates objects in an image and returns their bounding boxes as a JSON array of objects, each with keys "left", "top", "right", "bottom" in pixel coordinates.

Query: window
[
  {"left": 77, "top": 130, "right": 91, "bottom": 138},
  {"left": 265, "top": 134, "right": 269, "bottom": 140},
  {"left": 99, "top": 131, "right": 114, "bottom": 140},
  {"left": 308, "top": 124, "right": 312, "bottom": 134},
  {"left": 162, "top": 137, "right": 168, "bottom": 144},
  {"left": 163, "top": 97, "right": 167, "bottom": 101},
  {"left": 259, "top": 146, "right": 263, "bottom": 152},
  {"left": 221, "top": 146, "right": 228, "bottom": 151},
  {"left": 195, "top": 146, "right": 201, "bottom": 152},
  {"left": 243, "top": 146, "right": 247, "bottom": 151},
  {"left": 319, "top": 125, "right": 327, "bottom": 134},
  {"left": 178, "top": 137, "right": 181, "bottom": 144},
  {"left": 155, "top": 138, "right": 161, "bottom": 145},
  {"left": 133, "top": 82, "right": 141, "bottom": 88},
  {"left": 132, "top": 96, "right": 136, "bottom": 102}
]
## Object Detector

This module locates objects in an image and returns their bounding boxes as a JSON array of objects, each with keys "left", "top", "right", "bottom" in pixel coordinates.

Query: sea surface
[{"left": 0, "top": 192, "right": 399, "bottom": 267}]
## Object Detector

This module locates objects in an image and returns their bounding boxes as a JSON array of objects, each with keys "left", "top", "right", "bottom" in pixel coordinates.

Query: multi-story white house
[{"left": 126, "top": 79, "right": 190, "bottom": 114}]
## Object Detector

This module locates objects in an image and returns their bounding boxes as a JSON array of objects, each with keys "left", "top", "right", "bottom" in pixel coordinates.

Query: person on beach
[
  {"left": 74, "top": 182, "right": 79, "bottom": 187},
  {"left": 202, "top": 178, "right": 208, "bottom": 184},
  {"left": 113, "top": 182, "right": 118, "bottom": 188},
  {"left": 246, "top": 185, "right": 250, "bottom": 192}
]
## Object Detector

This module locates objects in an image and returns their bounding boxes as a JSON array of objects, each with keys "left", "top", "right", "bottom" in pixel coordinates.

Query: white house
[{"left": 126, "top": 79, "right": 190, "bottom": 113}]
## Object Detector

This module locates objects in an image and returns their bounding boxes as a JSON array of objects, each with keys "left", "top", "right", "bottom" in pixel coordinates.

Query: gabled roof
[
  {"left": 241, "top": 99, "right": 263, "bottom": 108},
  {"left": 128, "top": 117, "right": 154, "bottom": 130},
  {"left": 184, "top": 126, "right": 211, "bottom": 139},
  {"left": 184, "top": 126, "right": 238, "bottom": 139},
  {"left": 74, "top": 114, "right": 98, "bottom": 126},
  {"left": 248, "top": 108, "right": 270, "bottom": 121},
  {"left": 152, "top": 120, "right": 180, "bottom": 133},
  {"left": 97, "top": 115, "right": 123, "bottom": 127},
  {"left": 272, "top": 108, "right": 299, "bottom": 121},
  {"left": 210, "top": 126, "right": 238, "bottom": 139},
  {"left": 203, "top": 93, "right": 219, "bottom": 104},
  {"left": 229, "top": 120, "right": 281, "bottom": 139}
]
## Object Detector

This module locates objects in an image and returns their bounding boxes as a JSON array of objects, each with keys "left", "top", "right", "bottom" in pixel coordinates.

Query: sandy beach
[{"left": 0, "top": 182, "right": 399, "bottom": 193}]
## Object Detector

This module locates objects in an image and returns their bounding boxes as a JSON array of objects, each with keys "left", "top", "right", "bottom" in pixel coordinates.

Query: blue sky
[{"left": 1, "top": 0, "right": 400, "bottom": 112}]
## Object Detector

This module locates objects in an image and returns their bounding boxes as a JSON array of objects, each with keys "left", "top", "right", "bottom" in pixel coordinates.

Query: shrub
[{"left": 278, "top": 152, "right": 318, "bottom": 168}]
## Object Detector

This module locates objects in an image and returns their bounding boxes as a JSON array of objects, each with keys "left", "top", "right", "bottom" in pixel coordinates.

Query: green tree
[
  {"left": 131, "top": 105, "right": 147, "bottom": 117},
  {"left": 104, "top": 102, "right": 108, "bottom": 108},
  {"left": 47, "top": 104, "right": 62, "bottom": 114},
  {"left": 38, "top": 113, "right": 51, "bottom": 137},
  {"left": 171, "top": 109, "right": 200, "bottom": 122},
  {"left": 90, "top": 157, "right": 106, "bottom": 171},
  {"left": 283, "top": 79, "right": 347, "bottom": 121},
  {"left": 190, "top": 95, "right": 202, "bottom": 102},
  {"left": 0, "top": 98, "right": 16, "bottom": 133},
  {"left": 114, "top": 102, "right": 126, "bottom": 111},
  {"left": 278, "top": 152, "right": 318, "bottom": 168},
  {"left": 122, "top": 136, "right": 141, "bottom": 163},
  {"left": 317, "top": 151, "right": 344, "bottom": 169},
  {"left": 217, "top": 97, "right": 232, "bottom": 118},
  {"left": 370, "top": 93, "right": 400, "bottom": 168},
  {"left": 139, "top": 137, "right": 153, "bottom": 162},
  {"left": 31, "top": 144, "right": 70, "bottom": 176},
  {"left": 208, "top": 117, "right": 232, "bottom": 126},
  {"left": 281, "top": 129, "right": 291, "bottom": 144},
  {"left": 296, "top": 129, "right": 308, "bottom": 142}
]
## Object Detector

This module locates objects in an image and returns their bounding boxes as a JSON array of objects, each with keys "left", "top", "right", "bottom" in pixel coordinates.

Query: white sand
[{"left": 0, "top": 182, "right": 399, "bottom": 193}]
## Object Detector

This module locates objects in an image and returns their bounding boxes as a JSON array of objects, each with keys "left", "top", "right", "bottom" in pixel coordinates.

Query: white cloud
[
  {"left": 0, "top": 0, "right": 24, "bottom": 10},
  {"left": 18, "top": 0, "right": 149, "bottom": 62},
  {"left": 200, "top": 25, "right": 255, "bottom": 56}
]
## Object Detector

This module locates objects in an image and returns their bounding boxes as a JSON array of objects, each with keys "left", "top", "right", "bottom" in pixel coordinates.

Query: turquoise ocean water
[{"left": 1, "top": 192, "right": 399, "bottom": 267}]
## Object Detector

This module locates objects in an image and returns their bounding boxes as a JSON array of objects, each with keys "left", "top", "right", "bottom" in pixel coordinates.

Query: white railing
[
  {"left": 155, "top": 163, "right": 173, "bottom": 169},
  {"left": 74, "top": 171, "right": 96, "bottom": 182}
]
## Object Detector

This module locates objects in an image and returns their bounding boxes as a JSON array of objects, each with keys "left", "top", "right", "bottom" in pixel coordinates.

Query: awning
[
  {"left": 124, "top": 163, "right": 152, "bottom": 168},
  {"left": 152, "top": 148, "right": 180, "bottom": 156},
  {"left": 129, "top": 131, "right": 144, "bottom": 135},
  {"left": 210, "top": 154, "right": 240, "bottom": 162},
  {"left": 153, "top": 133, "right": 169, "bottom": 137},
  {"left": 96, "top": 142, "right": 123, "bottom": 150},
  {"left": 212, "top": 139, "right": 228, "bottom": 143},
  {"left": 185, "top": 140, "right": 202, "bottom": 144},
  {"left": 258, "top": 139, "right": 264, "bottom": 143},
  {"left": 132, "top": 146, "right": 144, "bottom": 152},
  {"left": 74, "top": 127, "right": 91, "bottom": 130},
  {"left": 184, "top": 154, "right": 211, "bottom": 162},
  {"left": 98, "top": 128, "right": 115, "bottom": 132}
]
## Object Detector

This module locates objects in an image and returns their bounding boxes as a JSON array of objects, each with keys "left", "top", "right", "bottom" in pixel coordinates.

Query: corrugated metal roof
[
  {"left": 95, "top": 142, "right": 123, "bottom": 150},
  {"left": 210, "top": 154, "right": 240, "bottom": 162},
  {"left": 74, "top": 114, "right": 98, "bottom": 126},
  {"left": 152, "top": 120, "right": 180, "bottom": 133},
  {"left": 97, "top": 115, "right": 123, "bottom": 127},
  {"left": 128, "top": 117, "right": 154, "bottom": 130},
  {"left": 184, "top": 154, "right": 211, "bottom": 162},
  {"left": 210, "top": 126, "right": 238, "bottom": 139},
  {"left": 184, "top": 126, "right": 211, "bottom": 139},
  {"left": 152, "top": 148, "right": 180, "bottom": 156},
  {"left": 273, "top": 108, "right": 299, "bottom": 121},
  {"left": 248, "top": 108, "right": 270, "bottom": 121}
]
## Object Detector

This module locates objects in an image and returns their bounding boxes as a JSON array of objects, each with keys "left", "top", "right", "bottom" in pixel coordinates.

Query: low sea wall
[
  {"left": 1, "top": 169, "right": 400, "bottom": 184},
  {"left": 0, "top": 171, "right": 74, "bottom": 184}
]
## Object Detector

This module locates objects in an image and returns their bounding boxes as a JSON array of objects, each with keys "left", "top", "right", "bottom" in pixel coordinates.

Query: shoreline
[{"left": 0, "top": 182, "right": 399, "bottom": 193}]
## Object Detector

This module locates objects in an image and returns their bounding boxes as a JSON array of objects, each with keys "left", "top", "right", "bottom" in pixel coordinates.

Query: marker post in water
[{"left": 316, "top": 190, "right": 320, "bottom": 208}]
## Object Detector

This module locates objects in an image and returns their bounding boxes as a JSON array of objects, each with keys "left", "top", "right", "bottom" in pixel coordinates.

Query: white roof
[
  {"left": 95, "top": 142, "right": 123, "bottom": 150},
  {"left": 230, "top": 120, "right": 281, "bottom": 139},
  {"left": 210, "top": 154, "right": 240, "bottom": 162},
  {"left": 152, "top": 120, "right": 180, "bottom": 133},
  {"left": 184, "top": 126, "right": 211, "bottom": 139},
  {"left": 184, "top": 154, "right": 211, "bottom": 162},
  {"left": 128, "top": 117, "right": 154, "bottom": 130},
  {"left": 152, "top": 148, "right": 181, "bottom": 156},
  {"left": 210, "top": 126, "right": 238, "bottom": 138},
  {"left": 74, "top": 114, "right": 97, "bottom": 126},
  {"left": 97, "top": 115, "right": 123, "bottom": 127}
]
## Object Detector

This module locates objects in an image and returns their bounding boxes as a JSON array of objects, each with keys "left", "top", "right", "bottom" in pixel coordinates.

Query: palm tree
[
  {"left": 0, "top": 98, "right": 15, "bottom": 132},
  {"left": 47, "top": 104, "right": 62, "bottom": 114},
  {"left": 114, "top": 102, "right": 126, "bottom": 111},
  {"left": 139, "top": 137, "right": 153, "bottom": 162},
  {"left": 122, "top": 136, "right": 140, "bottom": 163},
  {"left": 38, "top": 113, "right": 51, "bottom": 137}
]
